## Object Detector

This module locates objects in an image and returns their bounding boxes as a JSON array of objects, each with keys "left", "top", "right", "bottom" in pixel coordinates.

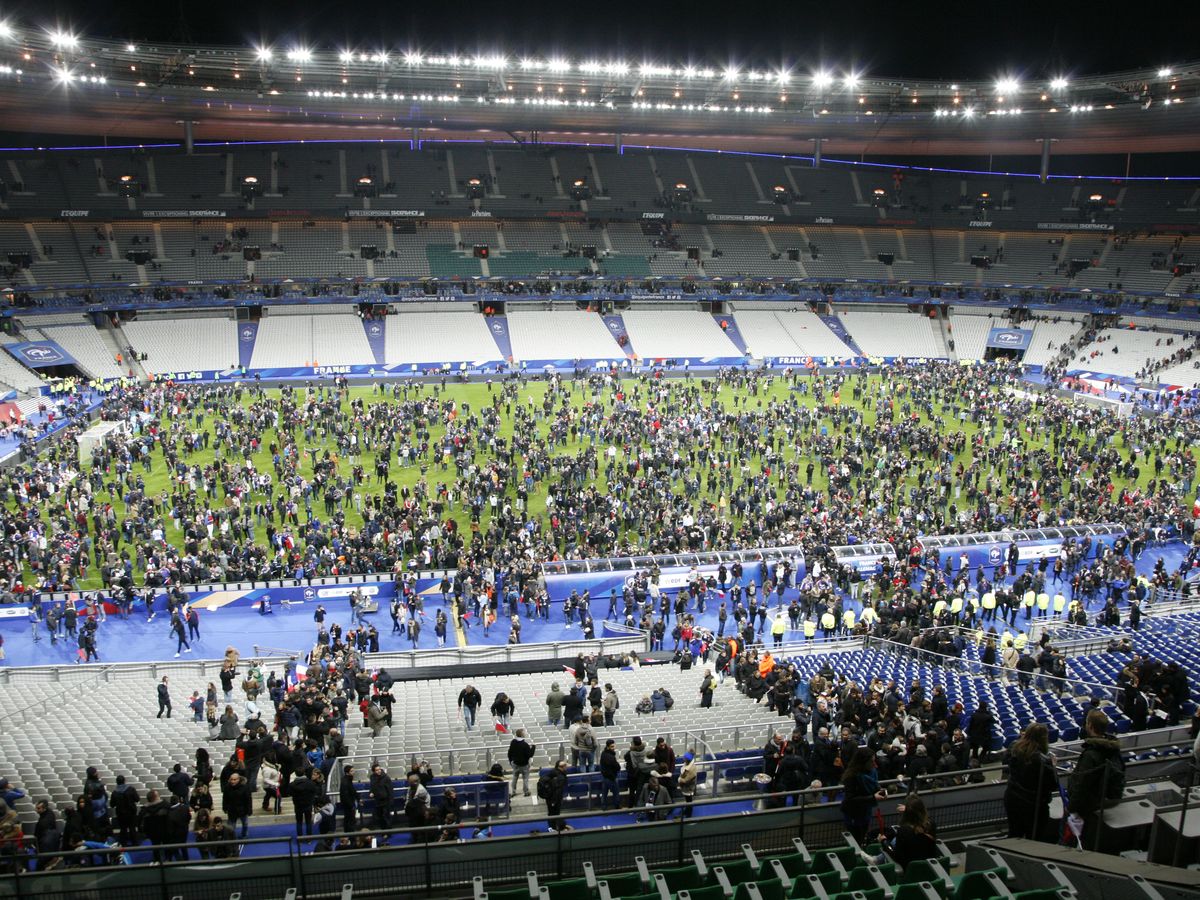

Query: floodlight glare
[
  {"left": 995, "top": 77, "right": 1020, "bottom": 94},
  {"left": 812, "top": 71, "right": 833, "bottom": 88},
  {"left": 286, "top": 47, "right": 312, "bottom": 63},
  {"left": 0, "top": 21, "right": 13, "bottom": 39},
  {"left": 49, "top": 30, "right": 78, "bottom": 49},
  {"left": 255, "top": 46, "right": 273, "bottom": 62},
  {"left": 1158, "top": 67, "right": 1172, "bottom": 77},
  {"left": 1049, "top": 77, "right": 1068, "bottom": 91},
  {"left": 842, "top": 72, "right": 860, "bottom": 89}
]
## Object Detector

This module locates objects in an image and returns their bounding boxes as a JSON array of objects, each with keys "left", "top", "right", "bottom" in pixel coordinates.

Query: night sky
[{"left": 9, "top": 0, "right": 1191, "bottom": 81}]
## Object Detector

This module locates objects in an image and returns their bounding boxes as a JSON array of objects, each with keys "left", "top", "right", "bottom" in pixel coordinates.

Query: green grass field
[{"left": 22, "top": 372, "right": 1175, "bottom": 590}]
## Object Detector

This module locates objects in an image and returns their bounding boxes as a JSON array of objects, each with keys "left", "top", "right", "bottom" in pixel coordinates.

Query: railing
[
  {"left": 359, "top": 633, "right": 649, "bottom": 670},
  {"left": 330, "top": 726, "right": 767, "bottom": 795},
  {"left": 1028, "top": 621, "right": 1131, "bottom": 655},
  {"left": 862, "top": 634, "right": 1121, "bottom": 703},
  {"left": 0, "top": 654, "right": 297, "bottom": 686}
]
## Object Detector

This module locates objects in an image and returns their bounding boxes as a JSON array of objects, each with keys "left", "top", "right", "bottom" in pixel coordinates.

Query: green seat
[
  {"left": 895, "top": 885, "right": 943, "bottom": 900},
  {"left": 544, "top": 878, "right": 590, "bottom": 900},
  {"left": 901, "top": 860, "right": 953, "bottom": 898},
  {"left": 621, "top": 893, "right": 665, "bottom": 900},
  {"left": 790, "top": 872, "right": 844, "bottom": 899},
  {"left": 831, "top": 889, "right": 887, "bottom": 900},
  {"left": 847, "top": 864, "right": 899, "bottom": 890},
  {"left": 737, "top": 879, "right": 788, "bottom": 900},
  {"left": 659, "top": 866, "right": 706, "bottom": 893},
  {"left": 952, "top": 871, "right": 1008, "bottom": 900},
  {"left": 483, "top": 887, "right": 533, "bottom": 900},
  {"left": 715, "top": 860, "right": 759, "bottom": 887},
  {"left": 599, "top": 873, "right": 648, "bottom": 898},
  {"left": 760, "top": 852, "right": 811, "bottom": 881},
  {"left": 1012, "top": 892, "right": 1070, "bottom": 900},
  {"left": 681, "top": 886, "right": 730, "bottom": 900}
]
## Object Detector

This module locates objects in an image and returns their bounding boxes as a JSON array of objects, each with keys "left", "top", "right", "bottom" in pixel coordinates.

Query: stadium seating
[
  {"left": 122, "top": 314, "right": 239, "bottom": 375},
  {"left": 837, "top": 311, "right": 945, "bottom": 359},
  {"left": 0, "top": 333, "right": 47, "bottom": 393},
  {"left": 249, "top": 310, "right": 372, "bottom": 369},
  {"left": 621, "top": 311, "right": 742, "bottom": 359},
  {"left": 732, "top": 309, "right": 856, "bottom": 359},
  {"left": 946, "top": 312, "right": 1003, "bottom": 362},
  {"left": 385, "top": 311, "right": 503, "bottom": 365},
  {"left": 508, "top": 311, "right": 625, "bottom": 362}
]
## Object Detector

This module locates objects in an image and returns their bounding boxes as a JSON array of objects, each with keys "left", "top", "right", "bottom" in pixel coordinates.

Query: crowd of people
[{"left": 1, "top": 360, "right": 1199, "bottom": 870}]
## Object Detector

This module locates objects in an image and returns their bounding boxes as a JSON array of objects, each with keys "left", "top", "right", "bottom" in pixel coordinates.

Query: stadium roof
[{"left": 0, "top": 23, "right": 1197, "bottom": 154}]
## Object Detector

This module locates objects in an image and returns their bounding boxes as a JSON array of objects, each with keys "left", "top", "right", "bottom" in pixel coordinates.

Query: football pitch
[{"left": 32, "top": 370, "right": 1167, "bottom": 591}]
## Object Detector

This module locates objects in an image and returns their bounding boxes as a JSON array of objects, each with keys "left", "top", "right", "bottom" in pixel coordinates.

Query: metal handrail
[{"left": 0, "top": 663, "right": 117, "bottom": 726}]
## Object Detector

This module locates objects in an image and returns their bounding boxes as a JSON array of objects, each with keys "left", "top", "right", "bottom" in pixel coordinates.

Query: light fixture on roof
[
  {"left": 1049, "top": 76, "right": 1068, "bottom": 91},
  {"left": 124, "top": 43, "right": 137, "bottom": 52},
  {"left": 1158, "top": 67, "right": 1173, "bottom": 77},
  {"left": 995, "top": 77, "right": 1019, "bottom": 94},
  {"left": 606, "top": 60, "right": 629, "bottom": 75},
  {"left": 777, "top": 70, "right": 791, "bottom": 84},
  {"left": 49, "top": 30, "right": 78, "bottom": 49},
  {"left": 723, "top": 65, "right": 740, "bottom": 81},
  {"left": 547, "top": 58, "right": 570, "bottom": 73},
  {"left": 812, "top": 70, "right": 833, "bottom": 89},
  {"left": 0, "top": 21, "right": 12, "bottom": 39},
  {"left": 286, "top": 47, "right": 311, "bottom": 63},
  {"left": 339, "top": 49, "right": 354, "bottom": 63},
  {"left": 843, "top": 72, "right": 860, "bottom": 89},
  {"left": 961, "top": 105, "right": 975, "bottom": 118},
  {"left": 255, "top": 46, "right": 273, "bottom": 62}
]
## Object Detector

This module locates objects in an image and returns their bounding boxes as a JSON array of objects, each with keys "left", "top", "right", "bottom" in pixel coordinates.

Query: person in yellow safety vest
[
  {"left": 803, "top": 618, "right": 817, "bottom": 642},
  {"left": 770, "top": 614, "right": 787, "bottom": 648},
  {"left": 820, "top": 609, "right": 836, "bottom": 639},
  {"left": 981, "top": 591, "right": 997, "bottom": 623},
  {"left": 1036, "top": 592, "right": 1050, "bottom": 617},
  {"left": 933, "top": 598, "right": 947, "bottom": 618},
  {"left": 1022, "top": 590, "right": 1036, "bottom": 621},
  {"left": 841, "top": 609, "right": 855, "bottom": 636},
  {"left": 1013, "top": 632, "right": 1028, "bottom": 651},
  {"left": 1052, "top": 592, "right": 1067, "bottom": 616},
  {"left": 859, "top": 606, "right": 878, "bottom": 628},
  {"left": 949, "top": 595, "right": 964, "bottom": 621}
]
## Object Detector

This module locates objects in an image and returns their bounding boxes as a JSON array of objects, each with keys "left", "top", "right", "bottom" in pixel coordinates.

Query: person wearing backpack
[
  {"left": 538, "top": 760, "right": 570, "bottom": 832},
  {"left": 1067, "top": 710, "right": 1125, "bottom": 851},
  {"left": 571, "top": 721, "right": 597, "bottom": 772}
]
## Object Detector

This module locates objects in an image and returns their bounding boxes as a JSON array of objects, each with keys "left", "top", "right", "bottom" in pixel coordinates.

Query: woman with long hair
[
  {"left": 1003, "top": 722, "right": 1057, "bottom": 841},
  {"left": 887, "top": 795, "right": 941, "bottom": 870},
  {"left": 841, "top": 747, "right": 886, "bottom": 845}
]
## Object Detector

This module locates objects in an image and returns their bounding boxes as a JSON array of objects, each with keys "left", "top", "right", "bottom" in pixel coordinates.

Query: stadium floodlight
[
  {"left": 474, "top": 54, "right": 507, "bottom": 69},
  {"left": 0, "top": 21, "right": 12, "bottom": 39},
  {"left": 842, "top": 72, "right": 860, "bottom": 89},
  {"left": 812, "top": 70, "right": 834, "bottom": 89},
  {"left": 404, "top": 51, "right": 422, "bottom": 66},
  {"left": 286, "top": 47, "right": 312, "bottom": 63},
  {"left": 519, "top": 57, "right": 539, "bottom": 70},
  {"left": 1049, "top": 76, "right": 1068, "bottom": 91},
  {"left": 723, "top": 65, "right": 740, "bottom": 81},
  {"left": 370, "top": 51, "right": 389, "bottom": 64},
  {"left": 1158, "top": 67, "right": 1172, "bottom": 77},
  {"left": 961, "top": 105, "right": 976, "bottom": 118},
  {"left": 995, "top": 77, "right": 1020, "bottom": 95},
  {"left": 606, "top": 60, "right": 629, "bottom": 75},
  {"left": 339, "top": 49, "right": 355, "bottom": 63},
  {"left": 49, "top": 30, "right": 78, "bottom": 49},
  {"left": 776, "top": 70, "right": 791, "bottom": 85},
  {"left": 546, "top": 57, "right": 570, "bottom": 73},
  {"left": 125, "top": 43, "right": 137, "bottom": 52},
  {"left": 53, "top": 66, "right": 74, "bottom": 83},
  {"left": 255, "top": 46, "right": 273, "bottom": 62},
  {"left": 579, "top": 60, "right": 603, "bottom": 74}
]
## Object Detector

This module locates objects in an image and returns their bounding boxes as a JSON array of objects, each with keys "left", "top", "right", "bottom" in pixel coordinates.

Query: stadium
[{"left": 0, "top": 6, "right": 1198, "bottom": 900}]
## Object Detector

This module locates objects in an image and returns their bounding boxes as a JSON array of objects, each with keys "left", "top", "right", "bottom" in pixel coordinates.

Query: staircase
[
  {"left": 101, "top": 319, "right": 148, "bottom": 381},
  {"left": 932, "top": 313, "right": 956, "bottom": 361},
  {"left": 819, "top": 308, "right": 865, "bottom": 357}
]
